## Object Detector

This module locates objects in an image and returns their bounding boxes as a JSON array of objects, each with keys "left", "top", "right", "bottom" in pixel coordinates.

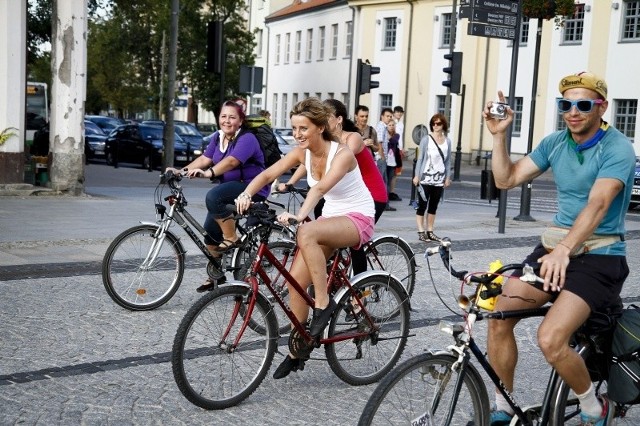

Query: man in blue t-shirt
[{"left": 483, "top": 72, "right": 635, "bottom": 426}]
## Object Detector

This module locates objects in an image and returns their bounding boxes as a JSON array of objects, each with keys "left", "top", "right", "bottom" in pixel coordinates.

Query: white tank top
[{"left": 306, "top": 141, "right": 374, "bottom": 218}]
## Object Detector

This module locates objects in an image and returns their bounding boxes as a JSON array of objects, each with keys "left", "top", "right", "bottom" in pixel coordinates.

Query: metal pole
[
  {"left": 163, "top": 0, "right": 179, "bottom": 169},
  {"left": 453, "top": 84, "right": 465, "bottom": 181},
  {"left": 514, "top": 19, "right": 543, "bottom": 222},
  {"left": 496, "top": 4, "right": 522, "bottom": 233}
]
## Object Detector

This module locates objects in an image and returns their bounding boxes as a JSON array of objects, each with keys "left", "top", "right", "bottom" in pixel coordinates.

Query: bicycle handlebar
[
  {"left": 272, "top": 184, "right": 309, "bottom": 197},
  {"left": 425, "top": 240, "right": 542, "bottom": 286}
]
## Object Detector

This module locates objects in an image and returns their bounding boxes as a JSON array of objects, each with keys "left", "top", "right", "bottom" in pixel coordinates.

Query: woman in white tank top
[{"left": 235, "top": 98, "right": 374, "bottom": 379}]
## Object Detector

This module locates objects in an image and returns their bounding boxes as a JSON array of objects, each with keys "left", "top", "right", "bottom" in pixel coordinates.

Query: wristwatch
[{"left": 209, "top": 166, "right": 216, "bottom": 181}]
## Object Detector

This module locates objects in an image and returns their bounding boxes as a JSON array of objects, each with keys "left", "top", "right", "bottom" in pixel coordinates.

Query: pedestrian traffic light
[
  {"left": 357, "top": 59, "right": 381, "bottom": 95},
  {"left": 442, "top": 52, "right": 463, "bottom": 94}
]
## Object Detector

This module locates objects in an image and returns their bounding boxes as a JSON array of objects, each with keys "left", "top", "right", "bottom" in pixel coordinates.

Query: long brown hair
[{"left": 290, "top": 98, "right": 334, "bottom": 141}]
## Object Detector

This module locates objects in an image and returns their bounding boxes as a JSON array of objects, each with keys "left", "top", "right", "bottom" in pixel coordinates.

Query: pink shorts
[{"left": 319, "top": 213, "right": 374, "bottom": 250}]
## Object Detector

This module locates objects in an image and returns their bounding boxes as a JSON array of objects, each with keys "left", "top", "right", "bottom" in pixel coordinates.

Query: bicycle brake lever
[{"left": 520, "top": 264, "right": 543, "bottom": 284}]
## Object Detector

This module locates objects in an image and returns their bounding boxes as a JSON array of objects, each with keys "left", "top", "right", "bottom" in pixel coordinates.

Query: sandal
[
  {"left": 418, "top": 231, "right": 428, "bottom": 242},
  {"left": 214, "top": 238, "right": 241, "bottom": 253},
  {"left": 196, "top": 278, "right": 217, "bottom": 293}
]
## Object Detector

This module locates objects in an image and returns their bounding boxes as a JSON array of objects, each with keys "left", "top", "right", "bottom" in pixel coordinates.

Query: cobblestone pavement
[{"left": 2, "top": 166, "right": 640, "bottom": 425}]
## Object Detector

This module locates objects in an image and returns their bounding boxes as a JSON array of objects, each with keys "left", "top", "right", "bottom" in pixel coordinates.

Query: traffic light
[
  {"left": 206, "top": 21, "right": 224, "bottom": 73},
  {"left": 357, "top": 59, "right": 381, "bottom": 95},
  {"left": 442, "top": 52, "right": 463, "bottom": 94}
]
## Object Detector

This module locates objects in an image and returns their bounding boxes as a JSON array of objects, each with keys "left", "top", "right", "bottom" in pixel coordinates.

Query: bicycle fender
[
  {"left": 138, "top": 222, "right": 186, "bottom": 256},
  {"left": 217, "top": 280, "right": 273, "bottom": 305},
  {"left": 371, "top": 233, "right": 410, "bottom": 246},
  {"left": 332, "top": 271, "right": 411, "bottom": 310}
]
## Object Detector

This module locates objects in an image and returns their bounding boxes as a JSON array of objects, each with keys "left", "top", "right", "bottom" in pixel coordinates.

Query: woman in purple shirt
[{"left": 167, "top": 100, "right": 270, "bottom": 292}]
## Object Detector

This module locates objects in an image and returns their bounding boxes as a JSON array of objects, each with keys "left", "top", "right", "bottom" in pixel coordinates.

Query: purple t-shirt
[{"left": 203, "top": 130, "right": 270, "bottom": 197}]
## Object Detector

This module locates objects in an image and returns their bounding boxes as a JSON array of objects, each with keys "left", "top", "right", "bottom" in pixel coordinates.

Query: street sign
[
  {"left": 175, "top": 98, "right": 188, "bottom": 108},
  {"left": 468, "top": 22, "right": 516, "bottom": 40},
  {"left": 471, "top": 0, "right": 518, "bottom": 14},
  {"left": 470, "top": 7, "right": 517, "bottom": 27}
]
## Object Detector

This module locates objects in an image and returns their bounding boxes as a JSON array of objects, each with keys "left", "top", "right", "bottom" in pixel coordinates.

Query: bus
[{"left": 26, "top": 82, "right": 49, "bottom": 145}]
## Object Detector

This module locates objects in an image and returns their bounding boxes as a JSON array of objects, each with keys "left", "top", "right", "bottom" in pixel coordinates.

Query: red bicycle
[{"left": 171, "top": 203, "right": 411, "bottom": 409}]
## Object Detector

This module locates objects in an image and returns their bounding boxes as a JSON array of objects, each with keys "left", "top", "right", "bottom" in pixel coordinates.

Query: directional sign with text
[
  {"left": 471, "top": 0, "right": 518, "bottom": 14},
  {"left": 468, "top": 22, "right": 517, "bottom": 40},
  {"left": 470, "top": 7, "right": 517, "bottom": 27}
]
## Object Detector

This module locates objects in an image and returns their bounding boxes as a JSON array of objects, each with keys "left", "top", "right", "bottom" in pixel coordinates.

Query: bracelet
[
  {"left": 238, "top": 192, "right": 251, "bottom": 200},
  {"left": 208, "top": 166, "right": 216, "bottom": 181},
  {"left": 557, "top": 242, "right": 572, "bottom": 252}
]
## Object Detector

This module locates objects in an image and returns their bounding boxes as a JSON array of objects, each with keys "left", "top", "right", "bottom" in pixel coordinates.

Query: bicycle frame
[{"left": 222, "top": 235, "right": 380, "bottom": 350}]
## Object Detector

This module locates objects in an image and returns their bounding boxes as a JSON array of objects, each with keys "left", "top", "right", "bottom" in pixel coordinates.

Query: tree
[
  {"left": 522, "top": 0, "right": 576, "bottom": 25},
  {"left": 179, "top": 0, "right": 257, "bottom": 115}
]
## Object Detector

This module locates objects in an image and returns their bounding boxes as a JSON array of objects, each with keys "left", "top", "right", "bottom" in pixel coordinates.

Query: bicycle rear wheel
[
  {"left": 358, "top": 352, "right": 490, "bottom": 426},
  {"left": 364, "top": 235, "right": 416, "bottom": 298},
  {"left": 102, "top": 224, "right": 184, "bottom": 311},
  {"left": 172, "top": 284, "right": 278, "bottom": 410},
  {"left": 325, "top": 274, "right": 410, "bottom": 385}
]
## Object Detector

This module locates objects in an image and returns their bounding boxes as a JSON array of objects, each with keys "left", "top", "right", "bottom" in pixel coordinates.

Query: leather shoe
[
  {"left": 389, "top": 193, "right": 402, "bottom": 201},
  {"left": 309, "top": 299, "right": 338, "bottom": 337},
  {"left": 385, "top": 205, "right": 397, "bottom": 211},
  {"left": 273, "top": 355, "right": 305, "bottom": 379}
]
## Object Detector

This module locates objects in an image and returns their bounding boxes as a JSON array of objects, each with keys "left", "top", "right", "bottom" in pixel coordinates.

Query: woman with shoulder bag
[
  {"left": 166, "top": 99, "right": 270, "bottom": 292},
  {"left": 413, "top": 113, "right": 452, "bottom": 242}
]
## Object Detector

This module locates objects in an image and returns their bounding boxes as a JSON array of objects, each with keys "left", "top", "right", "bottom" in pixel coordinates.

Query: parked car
[
  {"left": 30, "top": 120, "right": 108, "bottom": 161},
  {"left": 274, "top": 127, "right": 296, "bottom": 145},
  {"left": 104, "top": 123, "right": 195, "bottom": 169},
  {"left": 274, "top": 130, "right": 297, "bottom": 157},
  {"left": 85, "top": 115, "right": 126, "bottom": 133},
  {"left": 196, "top": 123, "right": 217, "bottom": 137},
  {"left": 631, "top": 156, "right": 640, "bottom": 210},
  {"left": 142, "top": 120, "right": 207, "bottom": 157}
]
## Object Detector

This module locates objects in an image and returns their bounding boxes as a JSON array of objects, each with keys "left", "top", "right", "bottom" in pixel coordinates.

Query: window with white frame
[
  {"left": 436, "top": 95, "right": 451, "bottom": 125},
  {"left": 303, "top": 92, "right": 310, "bottom": 100},
  {"left": 441, "top": 13, "right": 452, "bottom": 48},
  {"left": 282, "top": 94, "right": 289, "bottom": 126},
  {"left": 316, "top": 92, "right": 322, "bottom": 99},
  {"left": 622, "top": 0, "right": 640, "bottom": 40},
  {"left": 505, "top": 97, "right": 524, "bottom": 136},
  {"left": 345, "top": 21, "right": 353, "bottom": 57},
  {"left": 294, "top": 31, "right": 301, "bottom": 63},
  {"left": 614, "top": 99, "right": 637, "bottom": 143},
  {"left": 342, "top": 93, "right": 349, "bottom": 107},
  {"left": 284, "top": 33, "right": 291, "bottom": 64},
  {"left": 275, "top": 34, "right": 281, "bottom": 65},
  {"left": 306, "top": 29, "right": 313, "bottom": 62},
  {"left": 273, "top": 94, "right": 279, "bottom": 125},
  {"left": 256, "top": 29, "right": 263, "bottom": 58},
  {"left": 318, "top": 26, "right": 325, "bottom": 60},
  {"left": 327, "top": 92, "right": 334, "bottom": 99},
  {"left": 292, "top": 93, "right": 299, "bottom": 107},
  {"left": 380, "top": 94, "right": 393, "bottom": 109},
  {"left": 562, "top": 3, "right": 584, "bottom": 44},
  {"left": 520, "top": 16, "right": 530, "bottom": 45},
  {"left": 383, "top": 17, "right": 397, "bottom": 50},
  {"left": 331, "top": 24, "right": 338, "bottom": 59}
]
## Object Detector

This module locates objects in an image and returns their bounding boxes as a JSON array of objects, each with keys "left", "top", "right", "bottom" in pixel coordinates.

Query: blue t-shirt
[
  {"left": 529, "top": 126, "right": 635, "bottom": 255},
  {"left": 203, "top": 130, "right": 270, "bottom": 198}
]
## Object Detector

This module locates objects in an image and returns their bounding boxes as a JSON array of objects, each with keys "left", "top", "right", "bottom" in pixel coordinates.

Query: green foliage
[
  {"left": 27, "top": 0, "right": 256, "bottom": 119},
  {"left": 522, "top": 0, "right": 576, "bottom": 26}
]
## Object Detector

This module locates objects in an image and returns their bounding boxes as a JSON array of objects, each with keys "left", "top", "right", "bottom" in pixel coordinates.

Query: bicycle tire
[
  {"left": 230, "top": 222, "right": 295, "bottom": 281},
  {"left": 102, "top": 224, "right": 184, "bottom": 311},
  {"left": 172, "top": 284, "right": 278, "bottom": 410},
  {"left": 364, "top": 235, "right": 417, "bottom": 298},
  {"left": 240, "top": 240, "right": 297, "bottom": 336},
  {"left": 358, "top": 352, "right": 490, "bottom": 426},
  {"left": 325, "top": 274, "right": 410, "bottom": 386},
  {"left": 547, "top": 344, "right": 637, "bottom": 425}
]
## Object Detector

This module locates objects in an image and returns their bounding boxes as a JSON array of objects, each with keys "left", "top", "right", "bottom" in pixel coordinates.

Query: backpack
[
  {"left": 608, "top": 304, "right": 640, "bottom": 404},
  {"left": 245, "top": 115, "right": 282, "bottom": 168}
]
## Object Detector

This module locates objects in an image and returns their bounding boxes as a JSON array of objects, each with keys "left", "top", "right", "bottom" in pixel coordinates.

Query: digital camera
[{"left": 489, "top": 102, "right": 508, "bottom": 120}]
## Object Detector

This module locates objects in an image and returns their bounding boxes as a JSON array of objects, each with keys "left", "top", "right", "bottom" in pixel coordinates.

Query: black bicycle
[
  {"left": 101, "top": 171, "right": 294, "bottom": 311},
  {"left": 359, "top": 240, "right": 638, "bottom": 425}
]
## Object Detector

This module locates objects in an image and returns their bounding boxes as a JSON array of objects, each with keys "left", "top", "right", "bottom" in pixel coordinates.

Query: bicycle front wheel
[
  {"left": 325, "top": 274, "right": 410, "bottom": 385},
  {"left": 358, "top": 353, "right": 490, "bottom": 426},
  {"left": 364, "top": 236, "right": 416, "bottom": 298},
  {"left": 172, "top": 284, "right": 278, "bottom": 410},
  {"left": 102, "top": 224, "right": 184, "bottom": 311}
]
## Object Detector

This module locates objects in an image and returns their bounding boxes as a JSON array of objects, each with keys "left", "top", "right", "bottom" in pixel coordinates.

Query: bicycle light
[{"left": 439, "top": 320, "right": 464, "bottom": 336}]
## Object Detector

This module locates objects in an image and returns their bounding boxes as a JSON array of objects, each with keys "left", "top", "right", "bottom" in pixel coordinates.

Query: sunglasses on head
[{"left": 557, "top": 98, "right": 604, "bottom": 113}]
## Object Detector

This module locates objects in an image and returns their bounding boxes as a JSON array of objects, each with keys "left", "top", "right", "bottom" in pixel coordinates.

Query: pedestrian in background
[
  {"left": 354, "top": 105, "right": 380, "bottom": 159},
  {"left": 375, "top": 107, "right": 395, "bottom": 211},
  {"left": 389, "top": 105, "right": 406, "bottom": 201},
  {"left": 413, "top": 113, "right": 451, "bottom": 242}
]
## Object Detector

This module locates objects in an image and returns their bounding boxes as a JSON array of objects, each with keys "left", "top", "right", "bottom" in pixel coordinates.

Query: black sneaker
[
  {"left": 309, "top": 299, "right": 338, "bottom": 337},
  {"left": 389, "top": 193, "right": 403, "bottom": 201},
  {"left": 272, "top": 355, "right": 305, "bottom": 379}
]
